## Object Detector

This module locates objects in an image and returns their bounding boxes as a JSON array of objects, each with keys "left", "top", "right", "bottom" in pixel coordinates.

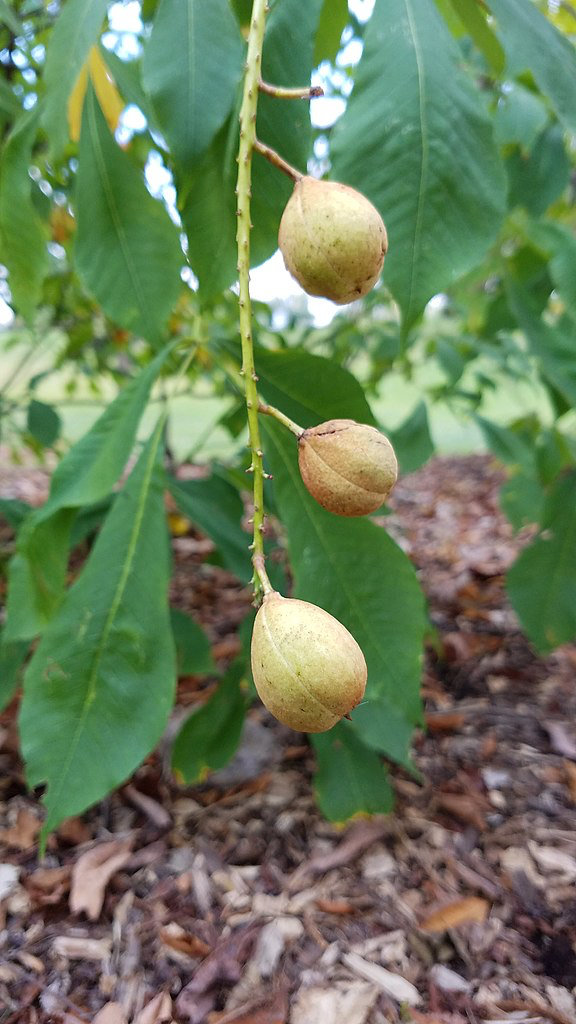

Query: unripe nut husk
[
  {"left": 250, "top": 593, "right": 367, "bottom": 733},
  {"left": 278, "top": 176, "right": 387, "bottom": 305},
  {"left": 298, "top": 418, "right": 398, "bottom": 517}
]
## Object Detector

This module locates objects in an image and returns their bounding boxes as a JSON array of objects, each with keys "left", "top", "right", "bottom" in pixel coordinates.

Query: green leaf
[
  {"left": 169, "top": 474, "right": 252, "bottom": 583},
  {"left": 42, "top": 0, "right": 109, "bottom": 155},
  {"left": 263, "top": 421, "right": 426, "bottom": 768},
  {"left": 313, "top": 724, "right": 394, "bottom": 822},
  {"left": 527, "top": 221, "right": 576, "bottom": 321},
  {"left": 251, "top": 0, "right": 323, "bottom": 269},
  {"left": 507, "top": 470, "right": 576, "bottom": 652},
  {"left": 443, "top": 0, "right": 505, "bottom": 75},
  {"left": 506, "top": 123, "right": 570, "bottom": 218},
  {"left": 0, "top": 0, "right": 23, "bottom": 34},
  {"left": 142, "top": 0, "right": 244, "bottom": 166},
  {"left": 4, "top": 510, "right": 75, "bottom": 643},
  {"left": 0, "top": 634, "right": 29, "bottom": 713},
  {"left": 330, "top": 0, "right": 506, "bottom": 329},
  {"left": 171, "top": 662, "right": 246, "bottom": 783},
  {"left": 500, "top": 470, "right": 544, "bottom": 532},
  {"left": 314, "top": 0, "right": 349, "bottom": 65},
  {"left": 0, "top": 498, "right": 31, "bottom": 531},
  {"left": 170, "top": 607, "right": 214, "bottom": 676},
  {"left": 4, "top": 351, "right": 169, "bottom": 642},
  {"left": 493, "top": 84, "right": 548, "bottom": 151},
  {"left": 489, "top": 0, "right": 576, "bottom": 133},
  {"left": 389, "top": 401, "right": 434, "bottom": 474},
  {"left": 180, "top": 0, "right": 323, "bottom": 295},
  {"left": 75, "top": 85, "right": 183, "bottom": 344},
  {"left": 26, "top": 400, "right": 61, "bottom": 448},
  {"left": 179, "top": 120, "right": 238, "bottom": 296},
  {"left": 255, "top": 347, "right": 376, "bottom": 429},
  {"left": 475, "top": 416, "right": 536, "bottom": 474},
  {"left": 19, "top": 419, "right": 176, "bottom": 838},
  {"left": 508, "top": 287, "right": 576, "bottom": 409},
  {"left": 0, "top": 111, "right": 48, "bottom": 319}
]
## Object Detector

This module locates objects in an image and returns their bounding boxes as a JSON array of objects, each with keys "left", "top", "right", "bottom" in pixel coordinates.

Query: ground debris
[{"left": 1, "top": 455, "right": 575, "bottom": 1023}]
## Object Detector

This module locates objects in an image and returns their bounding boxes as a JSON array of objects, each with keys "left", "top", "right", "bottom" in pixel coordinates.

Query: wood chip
[
  {"left": 342, "top": 951, "right": 421, "bottom": 1006},
  {"left": 52, "top": 935, "right": 112, "bottom": 960}
]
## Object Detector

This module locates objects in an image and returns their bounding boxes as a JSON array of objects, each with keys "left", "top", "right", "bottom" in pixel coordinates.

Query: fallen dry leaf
[
  {"left": 435, "top": 792, "right": 487, "bottom": 830},
  {"left": 132, "top": 991, "right": 173, "bottom": 1024},
  {"left": 315, "top": 898, "right": 357, "bottom": 914},
  {"left": 92, "top": 1003, "right": 128, "bottom": 1024},
  {"left": 291, "top": 981, "right": 378, "bottom": 1024},
  {"left": 420, "top": 896, "right": 490, "bottom": 933},
  {"left": 69, "top": 836, "right": 134, "bottom": 921},
  {"left": 565, "top": 759, "right": 576, "bottom": 803},
  {"left": 160, "top": 923, "right": 212, "bottom": 958},
  {"left": 0, "top": 806, "right": 41, "bottom": 849},
  {"left": 211, "top": 985, "right": 289, "bottom": 1024}
]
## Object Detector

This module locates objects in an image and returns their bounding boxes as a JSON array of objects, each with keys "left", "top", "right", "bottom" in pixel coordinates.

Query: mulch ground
[{"left": 1, "top": 454, "right": 575, "bottom": 1024}]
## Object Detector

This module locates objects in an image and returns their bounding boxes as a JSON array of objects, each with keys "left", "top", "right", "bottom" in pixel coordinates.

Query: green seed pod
[
  {"left": 278, "top": 176, "right": 387, "bottom": 304},
  {"left": 298, "top": 419, "right": 398, "bottom": 516},
  {"left": 250, "top": 592, "right": 367, "bottom": 733}
]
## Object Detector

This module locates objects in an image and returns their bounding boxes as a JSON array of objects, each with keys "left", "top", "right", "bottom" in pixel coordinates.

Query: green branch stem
[{"left": 236, "top": 0, "right": 272, "bottom": 600}]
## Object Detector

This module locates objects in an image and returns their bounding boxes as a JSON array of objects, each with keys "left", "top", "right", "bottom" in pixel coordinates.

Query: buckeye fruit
[
  {"left": 298, "top": 418, "right": 398, "bottom": 516},
  {"left": 250, "top": 592, "right": 367, "bottom": 733},
  {"left": 278, "top": 175, "right": 387, "bottom": 304}
]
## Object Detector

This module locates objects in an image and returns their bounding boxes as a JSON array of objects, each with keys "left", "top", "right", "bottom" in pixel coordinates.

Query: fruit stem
[
  {"left": 236, "top": 0, "right": 270, "bottom": 600},
  {"left": 253, "top": 139, "right": 303, "bottom": 182},
  {"left": 258, "top": 400, "right": 303, "bottom": 437},
  {"left": 252, "top": 553, "right": 274, "bottom": 596},
  {"left": 258, "top": 79, "right": 324, "bottom": 101}
]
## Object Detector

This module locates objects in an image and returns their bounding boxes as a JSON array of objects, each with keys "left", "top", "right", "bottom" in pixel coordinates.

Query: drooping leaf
[
  {"left": 42, "top": 0, "right": 109, "bottom": 155},
  {"left": 20, "top": 418, "right": 176, "bottom": 839},
  {"left": 26, "top": 400, "right": 61, "bottom": 448},
  {"left": 475, "top": 415, "right": 536, "bottom": 475},
  {"left": 142, "top": 0, "right": 244, "bottom": 167},
  {"left": 330, "top": 0, "right": 506, "bottom": 329},
  {"left": 0, "top": 111, "right": 48, "bottom": 319},
  {"left": 493, "top": 83, "right": 548, "bottom": 151},
  {"left": 170, "top": 607, "right": 215, "bottom": 676},
  {"left": 506, "top": 123, "right": 570, "bottom": 218},
  {"left": 169, "top": 474, "right": 252, "bottom": 583},
  {"left": 528, "top": 221, "right": 576, "bottom": 321},
  {"left": 441, "top": 0, "right": 505, "bottom": 75},
  {"left": 75, "top": 85, "right": 183, "bottom": 344},
  {"left": 313, "top": 724, "right": 394, "bottom": 822},
  {"left": 4, "top": 351, "right": 170, "bottom": 642},
  {"left": 500, "top": 470, "right": 544, "bottom": 532},
  {"left": 263, "top": 420, "right": 426, "bottom": 769},
  {"left": 0, "top": 634, "right": 29, "bottom": 713},
  {"left": 507, "top": 470, "right": 576, "bottom": 652},
  {"left": 389, "top": 401, "right": 434, "bottom": 474},
  {"left": 314, "top": 0, "right": 349, "bottom": 66},
  {"left": 255, "top": 347, "right": 376, "bottom": 429},
  {"left": 489, "top": 0, "right": 576, "bottom": 133},
  {"left": 251, "top": 0, "right": 324, "bottom": 269},
  {"left": 180, "top": 0, "right": 324, "bottom": 295},
  {"left": 172, "top": 662, "right": 246, "bottom": 783}
]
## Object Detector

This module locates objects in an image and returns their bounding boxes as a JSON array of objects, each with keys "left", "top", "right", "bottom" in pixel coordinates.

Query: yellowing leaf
[
  {"left": 420, "top": 897, "right": 490, "bottom": 933},
  {"left": 67, "top": 62, "right": 88, "bottom": 143},
  {"left": 88, "top": 46, "right": 124, "bottom": 135}
]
